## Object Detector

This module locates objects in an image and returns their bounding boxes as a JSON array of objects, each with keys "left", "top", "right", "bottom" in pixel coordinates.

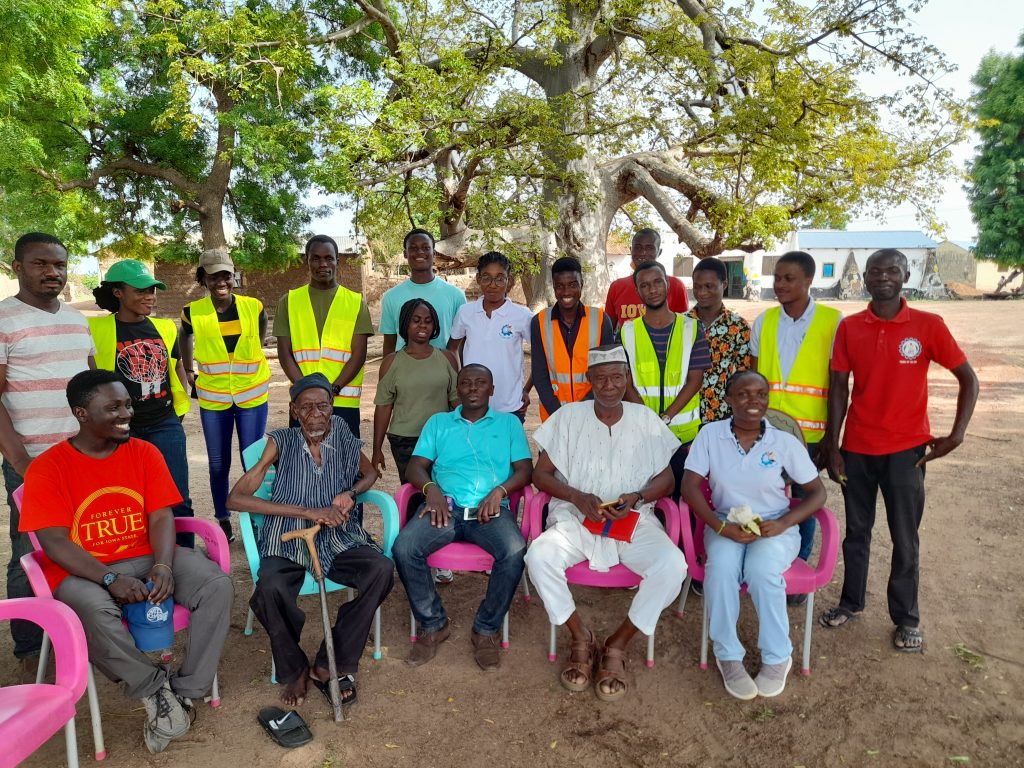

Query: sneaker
[
  {"left": 433, "top": 568, "right": 454, "bottom": 585},
  {"left": 754, "top": 657, "right": 793, "bottom": 698},
  {"left": 716, "top": 659, "right": 758, "bottom": 700},
  {"left": 143, "top": 681, "right": 191, "bottom": 754},
  {"left": 218, "top": 519, "right": 235, "bottom": 543}
]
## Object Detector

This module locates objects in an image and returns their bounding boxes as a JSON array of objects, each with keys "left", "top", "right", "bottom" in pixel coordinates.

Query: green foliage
[{"left": 967, "top": 33, "right": 1024, "bottom": 266}]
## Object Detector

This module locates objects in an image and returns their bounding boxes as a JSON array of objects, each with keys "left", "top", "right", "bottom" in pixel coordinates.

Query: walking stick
[{"left": 281, "top": 524, "right": 344, "bottom": 723}]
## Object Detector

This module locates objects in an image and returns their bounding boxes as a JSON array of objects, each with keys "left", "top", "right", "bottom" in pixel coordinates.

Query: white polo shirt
[
  {"left": 751, "top": 298, "right": 840, "bottom": 382},
  {"left": 450, "top": 297, "right": 533, "bottom": 413},
  {"left": 684, "top": 419, "right": 818, "bottom": 520}
]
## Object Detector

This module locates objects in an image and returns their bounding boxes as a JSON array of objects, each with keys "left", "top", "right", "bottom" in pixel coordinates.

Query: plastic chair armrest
[
  {"left": 527, "top": 491, "right": 552, "bottom": 543},
  {"left": 813, "top": 506, "right": 840, "bottom": 583},
  {"left": 19, "top": 550, "right": 54, "bottom": 599},
  {"left": 0, "top": 598, "right": 88, "bottom": 698},
  {"left": 358, "top": 489, "right": 400, "bottom": 558},
  {"left": 655, "top": 497, "right": 681, "bottom": 544},
  {"left": 174, "top": 518, "right": 231, "bottom": 574}
]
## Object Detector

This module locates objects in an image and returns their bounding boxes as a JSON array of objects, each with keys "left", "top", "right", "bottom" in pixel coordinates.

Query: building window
[{"left": 822, "top": 263, "right": 835, "bottom": 278}]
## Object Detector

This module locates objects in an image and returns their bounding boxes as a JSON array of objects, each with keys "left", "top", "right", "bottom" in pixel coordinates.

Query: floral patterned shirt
[{"left": 686, "top": 307, "right": 752, "bottom": 423}]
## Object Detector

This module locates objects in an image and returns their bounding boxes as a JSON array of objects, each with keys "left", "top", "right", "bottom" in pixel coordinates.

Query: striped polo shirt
[{"left": 0, "top": 297, "right": 95, "bottom": 458}]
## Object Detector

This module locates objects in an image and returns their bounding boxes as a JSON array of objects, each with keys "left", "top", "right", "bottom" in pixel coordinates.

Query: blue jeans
[
  {"left": 3, "top": 459, "right": 42, "bottom": 657},
  {"left": 199, "top": 403, "right": 268, "bottom": 520},
  {"left": 791, "top": 441, "right": 820, "bottom": 561},
  {"left": 131, "top": 415, "right": 194, "bottom": 548},
  {"left": 393, "top": 503, "right": 526, "bottom": 636}
]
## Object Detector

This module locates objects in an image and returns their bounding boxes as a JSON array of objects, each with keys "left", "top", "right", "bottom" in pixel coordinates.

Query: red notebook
[{"left": 583, "top": 510, "right": 641, "bottom": 543}]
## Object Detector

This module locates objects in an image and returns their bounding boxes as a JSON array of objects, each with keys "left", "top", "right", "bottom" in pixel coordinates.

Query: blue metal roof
[{"left": 796, "top": 230, "right": 937, "bottom": 249}]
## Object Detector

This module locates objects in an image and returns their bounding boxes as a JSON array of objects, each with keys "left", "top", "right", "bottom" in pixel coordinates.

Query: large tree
[
  {"left": 967, "top": 32, "right": 1024, "bottom": 292},
  {"left": 319, "top": 0, "right": 963, "bottom": 304}
]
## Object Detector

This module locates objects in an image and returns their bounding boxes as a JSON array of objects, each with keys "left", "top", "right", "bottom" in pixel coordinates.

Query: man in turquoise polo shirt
[{"left": 393, "top": 364, "right": 533, "bottom": 671}]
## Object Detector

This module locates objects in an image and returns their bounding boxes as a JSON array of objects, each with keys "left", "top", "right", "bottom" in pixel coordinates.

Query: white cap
[{"left": 588, "top": 345, "right": 628, "bottom": 368}]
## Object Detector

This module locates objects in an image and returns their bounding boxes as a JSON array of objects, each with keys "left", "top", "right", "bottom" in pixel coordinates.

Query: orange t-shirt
[{"left": 20, "top": 438, "right": 182, "bottom": 590}]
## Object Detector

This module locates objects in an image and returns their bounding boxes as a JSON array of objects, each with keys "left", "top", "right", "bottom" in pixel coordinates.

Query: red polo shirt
[
  {"left": 831, "top": 299, "right": 967, "bottom": 455},
  {"left": 604, "top": 275, "right": 688, "bottom": 328}
]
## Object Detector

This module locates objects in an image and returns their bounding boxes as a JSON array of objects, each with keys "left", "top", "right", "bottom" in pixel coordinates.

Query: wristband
[
  {"left": 716, "top": 521, "right": 727, "bottom": 536},
  {"left": 153, "top": 563, "right": 173, "bottom": 574},
  {"left": 422, "top": 481, "right": 437, "bottom": 494},
  {"left": 498, "top": 484, "right": 509, "bottom": 498}
]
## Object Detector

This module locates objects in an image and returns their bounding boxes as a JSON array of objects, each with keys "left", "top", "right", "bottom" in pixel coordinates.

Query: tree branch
[{"left": 33, "top": 158, "right": 202, "bottom": 199}]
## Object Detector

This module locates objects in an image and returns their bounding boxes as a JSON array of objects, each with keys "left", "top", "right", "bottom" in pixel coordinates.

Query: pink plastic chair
[
  {"left": 676, "top": 496, "right": 839, "bottom": 676},
  {"left": 0, "top": 597, "right": 89, "bottom": 768},
  {"left": 395, "top": 483, "right": 532, "bottom": 648},
  {"left": 16, "top": 482, "right": 231, "bottom": 760},
  {"left": 526, "top": 491, "right": 682, "bottom": 668}
]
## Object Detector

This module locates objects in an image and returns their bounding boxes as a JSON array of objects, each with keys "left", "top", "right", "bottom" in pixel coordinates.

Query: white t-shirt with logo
[
  {"left": 450, "top": 298, "right": 533, "bottom": 413},
  {"left": 684, "top": 419, "right": 818, "bottom": 520}
]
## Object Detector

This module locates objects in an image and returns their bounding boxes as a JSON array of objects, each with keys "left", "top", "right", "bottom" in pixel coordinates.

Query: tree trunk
[{"left": 197, "top": 193, "right": 229, "bottom": 252}]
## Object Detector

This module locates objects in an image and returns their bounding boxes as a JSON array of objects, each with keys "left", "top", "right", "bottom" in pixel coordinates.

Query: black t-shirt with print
[{"left": 114, "top": 318, "right": 179, "bottom": 427}]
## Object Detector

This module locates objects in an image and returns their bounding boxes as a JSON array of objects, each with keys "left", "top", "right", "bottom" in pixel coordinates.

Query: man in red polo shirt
[
  {"left": 819, "top": 249, "right": 978, "bottom": 653},
  {"left": 604, "top": 229, "right": 688, "bottom": 329}
]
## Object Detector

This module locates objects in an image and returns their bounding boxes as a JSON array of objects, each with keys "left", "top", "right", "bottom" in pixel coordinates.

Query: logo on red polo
[{"left": 898, "top": 337, "right": 922, "bottom": 363}]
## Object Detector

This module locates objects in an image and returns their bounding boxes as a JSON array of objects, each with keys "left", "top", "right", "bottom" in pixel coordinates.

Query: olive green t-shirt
[
  {"left": 374, "top": 348, "right": 458, "bottom": 437},
  {"left": 272, "top": 285, "right": 374, "bottom": 338}
]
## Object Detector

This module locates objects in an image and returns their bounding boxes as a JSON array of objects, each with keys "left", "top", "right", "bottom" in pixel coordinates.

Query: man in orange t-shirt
[
  {"left": 604, "top": 229, "right": 688, "bottom": 329},
  {"left": 20, "top": 369, "right": 233, "bottom": 754}
]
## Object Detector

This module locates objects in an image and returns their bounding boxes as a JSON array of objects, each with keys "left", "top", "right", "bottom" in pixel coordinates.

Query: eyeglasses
[
  {"left": 478, "top": 274, "right": 508, "bottom": 286},
  {"left": 296, "top": 403, "right": 332, "bottom": 416}
]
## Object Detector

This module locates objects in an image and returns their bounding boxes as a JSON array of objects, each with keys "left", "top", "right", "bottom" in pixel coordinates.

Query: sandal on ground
[
  {"left": 559, "top": 630, "right": 597, "bottom": 692},
  {"left": 311, "top": 674, "right": 357, "bottom": 707},
  {"left": 893, "top": 625, "right": 924, "bottom": 653},
  {"left": 594, "top": 644, "right": 628, "bottom": 703},
  {"left": 257, "top": 707, "right": 312, "bottom": 748},
  {"left": 818, "top": 606, "right": 862, "bottom": 629}
]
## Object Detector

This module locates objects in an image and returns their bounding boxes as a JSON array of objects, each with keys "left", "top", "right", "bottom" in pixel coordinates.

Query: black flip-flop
[
  {"left": 257, "top": 707, "right": 313, "bottom": 748},
  {"left": 893, "top": 625, "right": 924, "bottom": 653},
  {"left": 312, "top": 674, "right": 357, "bottom": 708}
]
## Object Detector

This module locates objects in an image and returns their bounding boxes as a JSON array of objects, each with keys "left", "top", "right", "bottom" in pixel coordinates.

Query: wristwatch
[
  {"left": 660, "top": 413, "right": 672, "bottom": 424},
  {"left": 101, "top": 572, "right": 119, "bottom": 590}
]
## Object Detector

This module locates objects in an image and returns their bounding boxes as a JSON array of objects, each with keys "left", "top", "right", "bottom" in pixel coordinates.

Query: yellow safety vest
[
  {"left": 188, "top": 295, "right": 270, "bottom": 410},
  {"left": 88, "top": 314, "right": 191, "bottom": 417},
  {"left": 757, "top": 304, "right": 841, "bottom": 442},
  {"left": 620, "top": 314, "right": 701, "bottom": 444},
  {"left": 537, "top": 305, "right": 604, "bottom": 422},
  {"left": 287, "top": 285, "right": 364, "bottom": 408}
]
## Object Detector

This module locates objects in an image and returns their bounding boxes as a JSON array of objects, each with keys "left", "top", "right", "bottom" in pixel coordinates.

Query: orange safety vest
[{"left": 537, "top": 305, "right": 605, "bottom": 421}]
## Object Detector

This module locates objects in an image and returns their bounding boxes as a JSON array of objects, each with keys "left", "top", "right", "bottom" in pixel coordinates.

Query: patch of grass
[
  {"left": 953, "top": 643, "right": 985, "bottom": 670},
  {"left": 749, "top": 704, "right": 776, "bottom": 722}
]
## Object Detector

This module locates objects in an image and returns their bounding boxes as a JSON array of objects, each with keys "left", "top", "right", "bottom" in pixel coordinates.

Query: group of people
[{"left": 0, "top": 226, "right": 977, "bottom": 753}]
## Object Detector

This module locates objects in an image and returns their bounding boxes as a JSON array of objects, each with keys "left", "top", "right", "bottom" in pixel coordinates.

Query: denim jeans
[
  {"left": 131, "top": 415, "right": 194, "bottom": 548},
  {"left": 3, "top": 459, "right": 42, "bottom": 657},
  {"left": 393, "top": 502, "right": 526, "bottom": 636},
  {"left": 791, "top": 441, "right": 820, "bottom": 561},
  {"left": 199, "top": 403, "right": 268, "bottom": 520}
]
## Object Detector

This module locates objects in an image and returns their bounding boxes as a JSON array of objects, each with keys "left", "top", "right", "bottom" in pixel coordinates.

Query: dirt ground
[{"left": 3, "top": 299, "right": 1023, "bottom": 768}]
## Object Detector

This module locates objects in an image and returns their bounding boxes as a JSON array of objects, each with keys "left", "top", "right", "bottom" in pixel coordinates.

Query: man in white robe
[{"left": 525, "top": 345, "right": 686, "bottom": 701}]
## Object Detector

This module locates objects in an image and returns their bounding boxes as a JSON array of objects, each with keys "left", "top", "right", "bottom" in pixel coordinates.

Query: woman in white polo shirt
[{"left": 682, "top": 370, "right": 826, "bottom": 701}]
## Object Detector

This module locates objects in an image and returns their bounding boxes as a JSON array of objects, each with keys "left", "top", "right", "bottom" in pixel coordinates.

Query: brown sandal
[
  {"left": 559, "top": 630, "right": 597, "bottom": 692},
  {"left": 594, "top": 644, "right": 628, "bottom": 702}
]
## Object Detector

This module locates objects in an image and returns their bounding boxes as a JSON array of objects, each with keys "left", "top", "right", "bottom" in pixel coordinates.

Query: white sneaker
[
  {"left": 755, "top": 658, "right": 793, "bottom": 698},
  {"left": 433, "top": 568, "right": 454, "bottom": 584},
  {"left": 716, "top": 659, "right": 758, "bottom": 700},
  {"left": 143, "top": 682, "right": 191, "bottom": 753}
]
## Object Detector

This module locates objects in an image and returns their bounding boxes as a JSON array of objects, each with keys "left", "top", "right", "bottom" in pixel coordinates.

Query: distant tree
[{"left": 967, "top": 32, "right": 1024, "bottom": 293}]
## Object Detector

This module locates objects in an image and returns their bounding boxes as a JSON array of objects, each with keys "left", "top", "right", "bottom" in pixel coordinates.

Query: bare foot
[
  {"left": 280, "top": 672, "right": 308, "bottom": 707},
  {"left": 310, "top": 666, "right": 356, "bottom": 704}
]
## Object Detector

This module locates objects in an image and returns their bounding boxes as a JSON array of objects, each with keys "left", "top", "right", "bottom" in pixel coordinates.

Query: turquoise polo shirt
[{"left": 413, "top": 406, "right": 531, "bottom": 508}]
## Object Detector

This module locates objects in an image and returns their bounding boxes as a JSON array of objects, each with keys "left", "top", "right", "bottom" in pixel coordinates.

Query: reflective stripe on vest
[
  {"left": 538, "top": 305, "right": 604, "bottom": 421},
  {"left": 287, "top": 285, "right": 364, "bottom": 408},
  {"left": 189, "top": 295, "right": 271, "bottom": 410},
  {"left": 620, "top": 314, "right": 700, "bottom": 443},
  {"left": 757, "top": 304, "right": 841, "bottom": 442},
  {"left": 88, "top": 313, "right": 191, "bottom": 417}
]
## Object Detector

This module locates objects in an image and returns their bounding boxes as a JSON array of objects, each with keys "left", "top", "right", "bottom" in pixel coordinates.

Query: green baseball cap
[{"left": 102, "top": 259, "right": 166, "bottom": 290}]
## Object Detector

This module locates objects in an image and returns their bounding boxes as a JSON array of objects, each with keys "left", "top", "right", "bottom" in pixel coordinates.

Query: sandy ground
[{"left": 3, "top": 299, "right": 1023, "bottom": 768}]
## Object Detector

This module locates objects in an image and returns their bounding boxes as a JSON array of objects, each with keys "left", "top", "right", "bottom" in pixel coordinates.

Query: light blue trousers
[{"left": 704, "top": 525, "right": 799, "bottom": 665}]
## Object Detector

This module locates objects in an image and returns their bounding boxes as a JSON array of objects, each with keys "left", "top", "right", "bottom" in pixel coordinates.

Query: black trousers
[
  {"left": 250, "top": 546, "right": 394, "bottom": 683},
  {"left": 838, "top": 446, "right": 926, "bottom": 627}
]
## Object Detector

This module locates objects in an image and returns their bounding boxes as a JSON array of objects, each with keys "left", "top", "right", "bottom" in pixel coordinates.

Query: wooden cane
[{"left": 281, "top": 524, "right": 344, "bottom": 723}]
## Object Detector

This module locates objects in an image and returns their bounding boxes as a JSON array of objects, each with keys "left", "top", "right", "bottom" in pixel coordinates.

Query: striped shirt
[
  {"left": 0, "top": 297, "right": 95, "bottom": 458},
  {"left": 258, "top": 416, "right": 378, "bottom": 570}
]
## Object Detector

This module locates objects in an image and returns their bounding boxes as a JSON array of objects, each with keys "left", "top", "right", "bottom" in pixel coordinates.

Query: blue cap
[{"left": 122, "top": 586, "right": 175, "bottom": 652}]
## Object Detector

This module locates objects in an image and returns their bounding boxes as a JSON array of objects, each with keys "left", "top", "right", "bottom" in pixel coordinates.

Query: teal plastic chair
[{"left": 237, "top": 437, "right": 399, "bottom": 680}]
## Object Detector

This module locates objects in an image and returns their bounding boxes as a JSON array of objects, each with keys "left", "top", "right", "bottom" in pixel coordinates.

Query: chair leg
[
  {"left": 521, "top": 574, "right": 531, "bottom": 603},
  {"left": 87, "top": 665, "right": 106, "bottom": 761},
  {"left": 801, "top": 591, "right": 815, "bottom": 676},
  {"left": 270, "top": 657, "right": 277, "bottom": 686},
  {"left": 646, "top": 631, "right": 655, "bottom": 668},
  {"left": 244, "top": 607, "right": 256, "bottom": 637},
  {"left": 210, "top": 673, "right": 221, "bottom": 708},
  {"left": 372, "top": 607, "right": 382, "bottom": 660},
  {"left": 36, "top": 631, "right": 52, "bottom": 684},
  {"left": 699, "top": 600, "right": 709, "bottom": 670},
  {"left": 347, "top": 587, "right": 355, "bottom": 602},
  {"left": 675, "top": 575, "right": 691, "bottom": 618},
  {"left": 548, "top": 622, "right": 557, "bottom": 663},
  {"left": 409, "top": 609, "right": 417, "bottom": 643},
  {"left": 501, "top": 613, "right": 509, "bottom": 649},
  {"left": 65, "top": 716, "right": 80, "bottom": 768}
]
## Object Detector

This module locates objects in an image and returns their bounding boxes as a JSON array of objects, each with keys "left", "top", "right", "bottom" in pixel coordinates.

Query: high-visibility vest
[
  {"left": 89, "top": 314, "right": 191, "bottom": 417},
  {"left": 537, "top": 305, "right": 605, "bottom": 421},
  {"left": 188, "top": 295, "right": 270, "bottom": 410},
  {"left": 287, "top": 285, "right": 364, "bottom": 408},
  {"left": 620, "top": 314, "right": 701, "bottom": 444},
  {"left": 757, "top": 304, "right": 841, "bottom": 442}
]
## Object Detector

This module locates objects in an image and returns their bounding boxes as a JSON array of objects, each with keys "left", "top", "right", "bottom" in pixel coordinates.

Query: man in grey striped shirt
[{"left": 229, "top": 373, "right": 394, "bottom": 708}]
